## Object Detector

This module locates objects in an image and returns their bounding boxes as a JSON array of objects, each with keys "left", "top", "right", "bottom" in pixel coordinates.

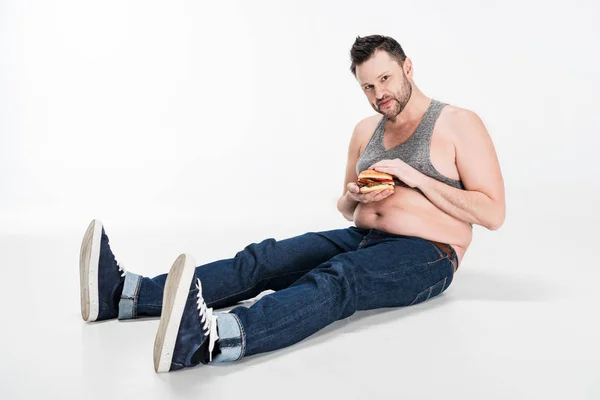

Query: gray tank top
[{"left": 356, "top": 98, "right": 465, "bottom": 194}]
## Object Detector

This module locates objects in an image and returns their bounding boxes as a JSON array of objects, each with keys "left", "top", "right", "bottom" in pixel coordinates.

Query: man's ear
[{"left": 403, "top": 58, "right": 413, "bottom": 78}]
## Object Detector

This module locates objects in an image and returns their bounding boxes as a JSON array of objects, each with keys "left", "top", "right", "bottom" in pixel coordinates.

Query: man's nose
[{"left": 374, "top": 86, "right": 386, "bottom": 102}]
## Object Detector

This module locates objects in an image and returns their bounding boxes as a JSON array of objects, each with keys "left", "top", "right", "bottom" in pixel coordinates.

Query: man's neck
[{"left": 387, "top": 92, "right": 431, "bottom": 128}]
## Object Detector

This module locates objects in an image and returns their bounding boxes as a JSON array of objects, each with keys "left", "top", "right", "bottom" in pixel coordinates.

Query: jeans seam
[
  {"left": 409, "top": 276, "right": 448, "bottom": 306},
  {"left": 410, "top": 285, "right": 431, "bottom": 306},
  {"left": 410, "top": 288, "right": 425, "bottom": 306},
  {"left": 132, "top": 275, "right": 141, "bottom": 319},
  {"left": 426, "top": 254, "right": 449, "bottom": 265}
]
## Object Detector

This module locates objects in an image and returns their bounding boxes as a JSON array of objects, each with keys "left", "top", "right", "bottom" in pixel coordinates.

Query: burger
[{"left": 357, "top": 170, "right": 396, "bottom": 193}]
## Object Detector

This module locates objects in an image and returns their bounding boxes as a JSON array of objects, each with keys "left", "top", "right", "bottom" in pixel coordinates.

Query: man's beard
[{"left": 372, "top": 76, "right": 412, "bottom": 118}]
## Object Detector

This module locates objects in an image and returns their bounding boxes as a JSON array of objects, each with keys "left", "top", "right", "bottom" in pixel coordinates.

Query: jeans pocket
[
  {"left": 425, "top": 241, "right": 449, "bottom": 265},
  {"left": 409, "top": 276, "right": 448, "bottom": 306}
]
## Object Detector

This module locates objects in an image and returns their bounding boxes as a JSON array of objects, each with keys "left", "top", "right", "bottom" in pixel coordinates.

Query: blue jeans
[{"left": 120, "top": 226, "right": 458, "bottom": 362}]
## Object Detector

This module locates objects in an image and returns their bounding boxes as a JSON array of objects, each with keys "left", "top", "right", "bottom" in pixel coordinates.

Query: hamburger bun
[
  {"left": 359, "top": 184, "right": 395, "bottom": 194},
  {"left": 358, "top": 170, "right": 394, "bottom": 180}
]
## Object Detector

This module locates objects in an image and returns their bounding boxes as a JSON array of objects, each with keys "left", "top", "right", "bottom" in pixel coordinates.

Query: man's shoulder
[
  {"left": 350, "top": 115, "right": 383, "bottom": 154},
  {"left": 353, "top": 114, "right": 383, "bottom": 139},
  {"left": 440, "top": 104, "right": 482, "bottom": 126},
  {"left": 439, "top": 104, "right": 485, "bottom": 139}
]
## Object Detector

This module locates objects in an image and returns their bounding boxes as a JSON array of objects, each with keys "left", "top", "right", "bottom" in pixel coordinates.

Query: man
[{"left": 79, "top": 35, "right": 505, "bottom": 373}]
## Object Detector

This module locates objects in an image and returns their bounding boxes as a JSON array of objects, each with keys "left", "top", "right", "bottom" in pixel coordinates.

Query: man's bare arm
[
  {"left": 337, "top": 118, "right": 374, "bottom": 221},
  {"left": 338, "top": 193, "right": 359, "bottom": 221},
  {"left": 417, "top": 110, "right": 506, "bottom": 230}
]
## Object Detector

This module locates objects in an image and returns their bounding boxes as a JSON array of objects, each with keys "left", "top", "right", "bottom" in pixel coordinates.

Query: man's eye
[
  {"left": 364, "top": 85, "right": 372, "bottom": 90},
  {"left": 382, "top": 75, "right": 389, "bottom": 81}
]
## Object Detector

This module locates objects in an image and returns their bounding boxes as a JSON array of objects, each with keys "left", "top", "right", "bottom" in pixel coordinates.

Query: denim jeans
[{"left": 121, "top": 226, "right": 458, "bottom": 363}]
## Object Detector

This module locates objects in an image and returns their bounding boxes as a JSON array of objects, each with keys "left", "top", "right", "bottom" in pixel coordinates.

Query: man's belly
[{"left": 353, "top": 186, "right": 472, "bottom": 266}]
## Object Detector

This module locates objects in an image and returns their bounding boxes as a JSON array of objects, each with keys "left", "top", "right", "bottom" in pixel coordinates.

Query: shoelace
[
  {"left": 116, "top": 260, "right": 127, "bottom": 277},
  {"left": 196, "top": 278, "right": 219, "bottom": 362}
]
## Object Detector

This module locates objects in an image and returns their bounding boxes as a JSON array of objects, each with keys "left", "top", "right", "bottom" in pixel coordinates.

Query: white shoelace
[
  {"left": 116, "top": 260, "right": 127, "bottom": 277},
  {"left": 196, "top": 278, "right": 219, "bottom": 362}
]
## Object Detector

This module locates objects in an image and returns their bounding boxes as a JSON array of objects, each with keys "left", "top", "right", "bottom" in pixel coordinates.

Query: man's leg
[
  {"left": 119, "top": 225, "right": 369, "bottom": 319},
  {"left": 211, "top": 231, "right": 457, "bottom": 361},
  {"left": 154, "top": 229, "right": 458, "bottom": 371}
]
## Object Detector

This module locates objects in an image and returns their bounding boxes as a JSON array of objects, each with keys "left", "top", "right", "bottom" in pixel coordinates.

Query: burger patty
[{"left": 357, "top": 178, "right": 395, "bottom": 187}]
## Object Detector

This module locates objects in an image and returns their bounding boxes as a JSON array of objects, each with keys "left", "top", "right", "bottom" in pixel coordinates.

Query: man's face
[{"left": 355, "top": 50, "right": 412, "bottom": 119}]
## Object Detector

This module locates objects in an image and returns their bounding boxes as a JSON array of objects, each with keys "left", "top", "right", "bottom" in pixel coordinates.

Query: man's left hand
[{"left": 369, "top": 158, "right": 425, "bottom": 188}]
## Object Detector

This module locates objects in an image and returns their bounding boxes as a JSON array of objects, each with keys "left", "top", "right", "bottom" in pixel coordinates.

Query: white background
[{"left": 1, "top": 1, "right": 599, "bottom": 399}]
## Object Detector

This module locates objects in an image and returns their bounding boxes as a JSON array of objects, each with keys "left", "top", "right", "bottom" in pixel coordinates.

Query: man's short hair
[{"left": 349, "top": 35, "right": 407, "bottom": 76}]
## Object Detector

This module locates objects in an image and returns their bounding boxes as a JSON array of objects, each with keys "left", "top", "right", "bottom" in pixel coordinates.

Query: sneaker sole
[
  {"left": 154, "top": 253, "right": 196, "bottom": 373},
  {"left": 80, "top": 219, "right": 102, "bottom": 322}
]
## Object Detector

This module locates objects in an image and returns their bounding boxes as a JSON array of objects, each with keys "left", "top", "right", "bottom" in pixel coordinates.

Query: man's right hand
[{"left": 346, "top": 182, "right": 394, "bottom": 203}]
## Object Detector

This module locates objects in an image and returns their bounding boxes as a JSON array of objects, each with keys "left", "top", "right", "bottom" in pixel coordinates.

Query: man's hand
[
  {"left": 346, "top": 182, "right": 394, "bottom": 203},
  {"left": 369, "top": 158, "right": 424, "bottom": 188}
]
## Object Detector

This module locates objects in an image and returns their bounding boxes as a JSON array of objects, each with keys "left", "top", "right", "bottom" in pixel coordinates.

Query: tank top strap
[
  {"left": 417, "top": 99, "right": 447, "bottom": 140},
  {"left": 375, "top": 114, "right": 386, "bottom": 135}
]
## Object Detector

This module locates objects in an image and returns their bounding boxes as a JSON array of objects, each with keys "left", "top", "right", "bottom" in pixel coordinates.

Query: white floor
[{"left": 1, "top": 212, "right": 599, "bottom": 400}]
